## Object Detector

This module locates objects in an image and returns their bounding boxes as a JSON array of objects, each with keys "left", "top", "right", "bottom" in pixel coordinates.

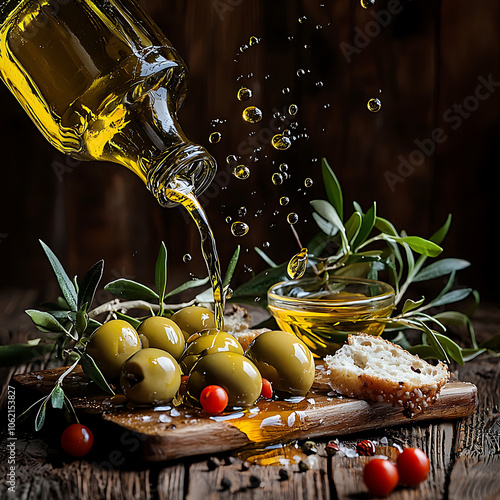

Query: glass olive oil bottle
[
  {"left": 0, "top": 0, "right": 224, "bottom": 326},
  {"left": 0, "top": 0, "right": 216, "bottom": 205}
]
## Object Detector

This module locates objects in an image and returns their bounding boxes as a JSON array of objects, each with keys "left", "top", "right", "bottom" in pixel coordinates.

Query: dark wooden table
[{"left": 1, "top": 290, "right": 499, "bottom": 499}]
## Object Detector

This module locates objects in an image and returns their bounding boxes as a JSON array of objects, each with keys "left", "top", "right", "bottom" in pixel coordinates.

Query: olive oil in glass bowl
[{"left": 268, "top": 276, "right": 396, "bottom": 358}]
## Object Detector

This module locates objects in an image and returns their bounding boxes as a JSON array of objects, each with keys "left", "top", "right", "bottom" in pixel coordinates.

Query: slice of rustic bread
[{"left": 324, "top": 333, "right": 449, "bottom": 415}]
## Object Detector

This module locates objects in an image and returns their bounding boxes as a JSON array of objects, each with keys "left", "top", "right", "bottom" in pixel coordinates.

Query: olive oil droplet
[
  {"left": 361, "top": 0, "right": 375, "bottom": 9},
  {"left": 233, "top": 165, "right": 250, "bottom": 179},
  {"left": 237, "top": 87, "right": 253, "bottom": 101},
  {"left": 288, "top": 104, "right": 298, "bottom": 115},
  {"left": 287, "top": 248, "right": 308, "bottom": 279},
  {"left": 367, "top": 98, "right": 382, "bottom": 112},
  {"left": 272, "top": 173, "right": 284, "bottom": 185},
  {"left": 183, "top": 254, "right": 192, "bottom": 263},
  {"left": 280, "top": 196, "right": 289, "bottom": 206},
  {"left": 304, "top": 178, "right": 313, "bottom": 188},
  {"left": 272, "top": 134, "right": 291, "bottom": 150},
  {"left": 287, "top": 212, "right": 299, "bottom": 225},
  {"left": 242, "top": 106, "right": 263, "bottom": 123},
  {"left": 209, "top": 131, "right": 221, "bottom": 143},
  {"left": 231, "top": 221, "right": 250, "bottom": 237}
]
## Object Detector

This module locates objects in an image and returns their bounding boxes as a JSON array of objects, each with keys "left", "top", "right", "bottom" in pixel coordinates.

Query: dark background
[{"left": 0, "top": 0, "right": 498, "bottom": 306}]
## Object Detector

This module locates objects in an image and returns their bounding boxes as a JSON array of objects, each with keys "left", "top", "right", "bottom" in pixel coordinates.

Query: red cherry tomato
[
  {"left": 200, "top": 385, "right": 228, "bottom": 415},
  {"left": 363, "top": 458, "right": 399, "bottom": 497},
  {"left": 261, "top": 378, "right": 273, "bottom": 399},
  {"left": 61, "top": 424, "right": 94, "bottom": 457},
  {"left": 397, "top": 447, "right": 430, "bottom": 487}
]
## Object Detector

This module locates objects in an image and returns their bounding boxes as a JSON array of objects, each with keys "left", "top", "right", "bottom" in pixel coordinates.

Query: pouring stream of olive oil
[{"left": 0, "top": 0, "right": 224, "bottom": 326}]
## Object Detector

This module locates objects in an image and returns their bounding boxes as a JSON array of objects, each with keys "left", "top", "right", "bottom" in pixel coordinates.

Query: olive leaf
[
  {"left": 35, "top": 398, "right": 48, "bottom": 431},
  {"left": 155, "top": 242, "right": 168, "bottom": 316},
  {"left": 352, "top": 202, "right": 376, "bottom": 251},
  {"left": 39, "top": 240, "right": 78, "bottom": 311},
  {"left": 0, "top": 339, "right": 54, "bottom": 367},
  {"left": 114, "top": 311, "right": 142, "bottom": 329},
  {"left": 413, "top": 258, "right": 470, "bottom": 282},
  {"left": 254, "top": 247, "right": 277, "bottom": 269},
  {"left": 402, "top": 297, "right": 426, "bottom": 315},
  {"left": 321, "top": 157, "right": 343, "bottom": 221},
  {"left": 104, "top": 279, "right": 159, "bottom": 301},
  {"left": 430, "top": 213, "right": 452, "bottom": 245},
  {"left": 78, "top": 260, "right": 104, "bottom": 310},
  {"left": 223, "top": 245, "right": 241, "bottom": 288},
  {"left": 345, "top": 212, "right": 362, "bottom": 244},
  {"left": 80, "top": 353, "right": 115, "bottom": 395},
  {"left": 51, "top": 385, "right": 65, "bottom": 409},
  {"left": 25, "top": 309, "right": 69, "bottom": 334},
  {"left": 164, "top": 276, "right": 210, "bottom": 299}
]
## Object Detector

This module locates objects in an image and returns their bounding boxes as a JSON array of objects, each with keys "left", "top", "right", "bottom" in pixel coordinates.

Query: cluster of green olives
[{"left": 86, "top": 305, "right": 316, "bottom": 413}]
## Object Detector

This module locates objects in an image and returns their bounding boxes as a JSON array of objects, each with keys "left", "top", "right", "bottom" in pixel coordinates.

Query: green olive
[
  {"left": 179, "top": 330, "right": 243, "bottom": 374},
  {"left": 171, "top": 306, "right": 216, "bottom": 340},
  {"left": 137, "top": 316, "right": 185, "bottom": 360},
  {"left": 120, "top": 348, "right": 181, "bottom": 405},
  {"left": 86, "top": 319, "right": 141, "bottom": 379},
  {"left": 245, "top": 330, "right": 315, "bottom": 396},
  {"left": 187, "top": 352, "right": 262, "bottom": 408}
]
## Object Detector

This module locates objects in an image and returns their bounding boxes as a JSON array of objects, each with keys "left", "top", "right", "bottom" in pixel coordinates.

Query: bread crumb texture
[{"left": 324, "top": 334, "right": 449, "bottom": 415}]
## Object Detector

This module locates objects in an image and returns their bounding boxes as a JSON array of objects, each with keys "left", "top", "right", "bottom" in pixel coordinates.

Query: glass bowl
[{"left": 267, "top": 276, "right": 396, "bottom": 357}]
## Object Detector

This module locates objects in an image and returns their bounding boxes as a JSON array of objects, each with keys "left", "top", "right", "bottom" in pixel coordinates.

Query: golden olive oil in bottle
[{"left": 0, "top": 0, "right": 224, "bottom": 322}]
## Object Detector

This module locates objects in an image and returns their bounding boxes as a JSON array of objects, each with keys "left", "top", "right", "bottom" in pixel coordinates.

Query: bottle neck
[{"left": 147, "top": 142, "right": 216, "bottom": 207}]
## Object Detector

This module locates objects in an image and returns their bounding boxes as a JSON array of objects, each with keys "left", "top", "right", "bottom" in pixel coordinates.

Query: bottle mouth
[{"left": 147, "top": 143, "right": 217, "bottom": 207}]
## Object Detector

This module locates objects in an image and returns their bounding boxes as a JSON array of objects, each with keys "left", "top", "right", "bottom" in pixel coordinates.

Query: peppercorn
[
  {"left": 279, "top": 468, "right": 289, "bottom": 481},
  {"left": 298, "top": 459, "right": 310, "bottom": 472},
  {"left": 356, "top": 439, "right": 376, "bottom": 456},
  {"left": 249, "top": 475, "right": 261, "bottom": 488},
  {"left": 220, "top": 477, "right": 232, "bottom": 490}
]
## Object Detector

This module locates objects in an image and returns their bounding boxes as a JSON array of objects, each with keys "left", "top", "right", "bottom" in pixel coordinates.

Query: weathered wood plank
[{"left": 448, "top": 455, "right": 500, "bottom": 500}]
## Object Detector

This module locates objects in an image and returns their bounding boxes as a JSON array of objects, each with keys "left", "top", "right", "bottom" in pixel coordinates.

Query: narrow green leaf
[
  {"left": 155, "top": 242, "right": 168, "bottom": 315},
  {"left": 321, "top": 158, "right": 343, "bottom": 221},
  {"left": 306, "top": 231, "right": 336, "bottom": 257},
  {"left": 433, "top": 311, "right": 478, "bottom": 348},
  {"left": 311, "top": 200, "right": 345, "bottom": 235},
  {"left": 428, "top": 288, "right": 473, "bottom": 308},
  {"left": 63, "top": 394, "right": 79, "bottom": 424},
  {"left": 25, "top": 309, "right": 68, "bottom": 334},
  {"left": 413, "top": 258, "right": 471, "bottom": 282},
  {"left": 345, "top": 212, "right": 362, "bottom": 244},
  {"left": 35, "top": 398, "right": 48, "bottom": 431},
  {"left": 164, "top": 276, "right": 210, "bottom": 299},
  {"left": 312, "top": 212, "right": 339, "bottom": 237},
  {"left": 434, "top": 333, "right": 464, "bottom": 365},
  {"left": 461, "top": 348, "right": 487, "bottom": 362},
  {"left": 78, "top": 260, "right": 104, "bottom": 310},
  {"left": 352, "top": 202, "right": 376, "bottom": 251},
  {"left": 254, "top": 247, "right": 277, "bottom": 269},
  {"left": 407, "top": 344, "right": 441, "bottom": 359},
  {"left": 0, "top": 339, "right": 54, "bottom": 367},
  {"left": 430, "top": 214, "right": 452, "bottom": 245},
  {"left": 16, "top": 395, "right": 47, "bottom": 424},
  {"left": 51, "top": 385, "right": 65, "bottom": 409},
  {"left": 114, "top": 311, "right": 142, "bottom": 329},
  {"left": 223, "top": 246, "right": 241, "bottom": 287},
  {"left": 39, "top": 240, "right": 78, "bottom": 311},
  {"left": 231, "top": 262, "right": 288, "bottom": 305},
  {"left": 374, "top": 216, "right": 399, "bottom": 237},
  {"left": 421, "top": 324, "right": 449, "bottom": 362},
  {"left": 104, "top": 279, "right": 159, "bottom": 301},
  {"left": 75, "top": 306, "right": 89, "bottom": 337},
  {"left": 402, "top": 297, "right": 425, "bottom": 315},
  {"left": 398, "top": 236, "right": 443, "bottom": 257},
  {"left": 80, "top": 353, "right": 115, "bottom": 395}
]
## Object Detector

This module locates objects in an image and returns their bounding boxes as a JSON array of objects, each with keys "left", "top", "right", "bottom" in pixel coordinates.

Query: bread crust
[{"left": 324, "top": 333, "right": 450, "bottom": 416}]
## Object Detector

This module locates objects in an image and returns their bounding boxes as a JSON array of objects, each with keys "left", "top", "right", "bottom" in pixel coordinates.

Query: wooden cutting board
[{"left": 12, "top": 366, "right": 477, "bottom": 462}]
